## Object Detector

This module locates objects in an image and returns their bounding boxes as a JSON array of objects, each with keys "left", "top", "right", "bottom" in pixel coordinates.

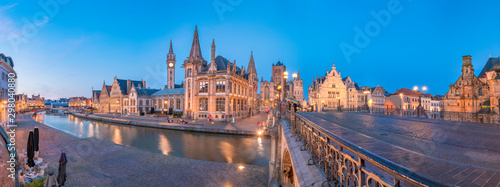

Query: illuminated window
[
  {"left": 199, "top": 98, "right": 208, "bottom": 111},
  {"left": 216, "top": 81, "right": 226, "bottom": 92},
  {"left": 199, "top": 82, "right": 208, "bottom": 93},
  {"left": 216, "top": 98, "right": 225, "bottom": 111}
]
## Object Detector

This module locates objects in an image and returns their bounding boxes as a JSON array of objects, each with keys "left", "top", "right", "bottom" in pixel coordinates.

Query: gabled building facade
[{"left": 183, "top": 26, "right": 258, "bottom": 121}]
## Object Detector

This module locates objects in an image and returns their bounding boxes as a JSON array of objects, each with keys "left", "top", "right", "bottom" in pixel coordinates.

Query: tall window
[
  {"left": 187, "top": 69, "right": 192, "bottom": 77},
  {"left": 170, "top": 99, "right": 174, "bottom": 109},
  {"left": 199, "top": 82, "right": 208, "bottom": 93},
  {"left": 139, "top": 100, "right": 143, "bottom": 106},
  {"left": 199, "top": 98, "right": 208, "bottom": 111},
  {"left": 455, "top": 88, "right": 459, "bottom": 96},
  {"left": 216, "top": 81, "right": 226, "bottom": 92},
  {"left": 264, "top": 86, "right": 270, "bottom": 100},
  {"left": 228, "top": 81, "right": 232, "bottom": 93},
  {"left": 146, "top": 100, "right": 150, "bottom": 106},
  {"left": 216, "top": 98, "right": 225, "bottom": 111},
  {"left": 479, "top": 88, "right": 483, "bottom": 95},
  {"left": 176, "top": 99, "right": 181, "bottom": 110}
]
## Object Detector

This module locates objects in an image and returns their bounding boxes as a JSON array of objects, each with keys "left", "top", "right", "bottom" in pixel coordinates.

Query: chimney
[
  {"left": 462, "top": 55, "right": 472, "bottom": 66},
  {"left": 142, "top": 80, "right": 146, "bottom": 88}
]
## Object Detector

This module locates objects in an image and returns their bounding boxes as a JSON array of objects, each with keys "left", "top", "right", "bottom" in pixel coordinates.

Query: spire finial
[{"left": 168, "top": 40, "right": 173, "bottom": 54}]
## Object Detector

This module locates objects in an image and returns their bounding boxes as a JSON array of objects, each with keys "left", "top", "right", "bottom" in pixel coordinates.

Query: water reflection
[
  {"left": 112, "top": 128, "right": 122, "bottom": 145},
  {"left": 37, "top": 114, "right": 271, "bottom": 166},
  {"left": 158, "top": 133, "right": 172, "bottom": 155}
]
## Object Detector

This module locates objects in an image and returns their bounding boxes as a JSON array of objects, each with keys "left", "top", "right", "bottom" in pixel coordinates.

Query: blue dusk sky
[{"left": 0, "top": 0, "right": 499, "bottom": 99}]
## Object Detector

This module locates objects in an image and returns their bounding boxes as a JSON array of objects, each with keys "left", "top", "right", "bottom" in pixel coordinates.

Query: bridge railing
[{"left": 285, "top": 108, "right": 451, "bottom": 187}]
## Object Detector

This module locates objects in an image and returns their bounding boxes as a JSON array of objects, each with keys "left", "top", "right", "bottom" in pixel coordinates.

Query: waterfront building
[
  {"left": 68, "top": 97, "right": 91, "bottom": 110},
  {"left": 98, "top": 82, "right": 112, "bottom": 113},
  {"left": 443, "top": 56, "right": 500, "bottom": 114},
  {"left": 15, "top": 94, "right": 28, "bottom": 112},
  {"left": 91, "top": 90, "right": 101, "bottom": 109},
  {"left": 124, "top": 86, "right": 159, "bottom": 115},
  {"left": 27, "top": 94, "right": 45, "bottom": 110},
  {"left": 108, "top": 77, "right": 146, "bottom": 113},
  {"left": 0, "top": 53, "right": 16, "bottom": 126},
  {"left": 183, "top": 26, "right": 258, "bottom": 121}
]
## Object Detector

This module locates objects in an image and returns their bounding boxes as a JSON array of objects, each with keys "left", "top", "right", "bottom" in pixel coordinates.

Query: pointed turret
[
  {"left": 189, "top": 25, "right": 202, "bottom": 59},
  {"left": 297, "top": 68, "right": 301, "bottom": 80},
  {"left": 211, "top": 39, "right": 216, "bottom": 63},
  {"left": 247, "top": 51, "right": 257, "bottom": 74},
  {"left": 261, "top": 76, "right": 264, "bottom": 82},
  {"left": 208, "top": 39, "right": 217, "bottom": 71},
  {"left": 184, "top": 25, "right": 207, "bottom": 66}
]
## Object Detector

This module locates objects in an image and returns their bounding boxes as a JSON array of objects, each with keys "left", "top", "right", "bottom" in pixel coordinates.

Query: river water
[{"left": 37, "top": 114, "right": 271, "bottom": 166}]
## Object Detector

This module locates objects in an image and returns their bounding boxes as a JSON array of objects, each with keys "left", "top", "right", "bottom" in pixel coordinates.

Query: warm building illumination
[{"left": 238, "top": 165, "right": 245, "bottom": 170}]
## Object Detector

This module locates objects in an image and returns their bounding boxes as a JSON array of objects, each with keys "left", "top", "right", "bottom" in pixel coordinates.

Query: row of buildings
[
  {"left": 83, "top": 26, "right": 498, "bottom": 122},
  {"left": 307, "top": 62, "right": 445, "bottom": 118},
  {"left": 91, "top": 26, "right": 260, "bottom": 121}
]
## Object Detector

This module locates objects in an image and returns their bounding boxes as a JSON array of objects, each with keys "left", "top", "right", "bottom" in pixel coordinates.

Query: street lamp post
[
  {"left": 363, "top": 90, "right": 370, "bottom": 112},
  {"left": 413, "top": 86, "right": 427, "bottom": 117}
]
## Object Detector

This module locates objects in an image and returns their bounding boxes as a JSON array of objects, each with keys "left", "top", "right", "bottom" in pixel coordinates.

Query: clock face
[{"left": 169, "top": 63, "right": 174, "bottom": 67}]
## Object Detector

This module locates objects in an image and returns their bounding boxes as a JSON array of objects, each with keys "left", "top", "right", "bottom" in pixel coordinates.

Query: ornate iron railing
[{"left": 284, "top": 108, "right": 451, "bottom": 187}]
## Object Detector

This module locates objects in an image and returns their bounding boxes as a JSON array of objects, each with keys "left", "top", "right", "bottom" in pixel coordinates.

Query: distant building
[
  {"left": 308, "top": 62, "right": 347, "bottom": 112},
  {"left": 183, "top": 26, "right": 258, "bottom": 121},
  {"left": 68, "top": 97, "right": 91, "bottom": 109},
  {"left": 443, "top": 56, "right": 499, "bottom": 114},
  {"left": 386, "top": 88, "right": 420, "bottom": 110},
  {"left": 260, "top": 61, "right": 285, "bottom": 110},
  {"left": 27, "top": 94, "right": 45, "bottom": 110},
  {"left": 15, "top": 94, "right": 28, "bottom": 112}
]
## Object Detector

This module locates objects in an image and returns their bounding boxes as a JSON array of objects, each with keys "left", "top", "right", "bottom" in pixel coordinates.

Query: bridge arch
[{"left": 282, "top": 148, "right": 294, "bottom": 186}]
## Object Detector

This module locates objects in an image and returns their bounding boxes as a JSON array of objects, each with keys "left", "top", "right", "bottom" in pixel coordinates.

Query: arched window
[
  {"left": 455, "top": 88, "right": 459, "bottom": 96},
  {"left": 264, "top": 86, "right": 270, "bottom": 100},
  {"left": 199, "top": 98, "right": 208, "bottom": 111}
]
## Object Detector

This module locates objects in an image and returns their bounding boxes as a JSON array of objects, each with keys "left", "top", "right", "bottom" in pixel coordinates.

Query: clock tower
[{"left": 167, "top": 40, "right": 176, "bottom": 89}]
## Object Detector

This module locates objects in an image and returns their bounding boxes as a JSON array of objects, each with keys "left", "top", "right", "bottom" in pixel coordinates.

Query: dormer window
[{"left": 455, "top": 89, "right": 459, "bottom": 96}]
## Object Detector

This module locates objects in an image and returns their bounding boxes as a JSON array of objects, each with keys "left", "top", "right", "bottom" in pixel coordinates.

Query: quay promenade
[
  {"left": 72, "top": 112, "right": 269, "bottom": 136},
  {"left": 296, "top": 112, "right": 500, "bottom": 186},
  {"left": 4, "top": 113, "right": 268, "bottom": 186}
]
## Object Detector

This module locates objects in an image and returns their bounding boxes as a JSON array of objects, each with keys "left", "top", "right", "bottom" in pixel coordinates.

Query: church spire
[
  {"left": 247, "top": 51, "right": 257, "bottom": 74},
  {"left": 188, "top": 25, "right": 203, "bottom": 60},
  {"left": 169, "top": 40, "right": 173, "bottom": 54},
  {"left": 167, "top": 40, "right": 175, "bottom": 62},
  {"left": 297, "top": 67, "right": 300, "bottom": 80}
]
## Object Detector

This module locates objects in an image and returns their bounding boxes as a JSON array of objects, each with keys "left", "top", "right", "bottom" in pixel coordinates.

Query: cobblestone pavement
[
  {"left": 0, "top": 136, "right": 15, "bottom": 187},
  {"left": 14, "top": 113, "right": 268, "bottom": 186},
  {"left": 299, "top": 112, "right": 500, "bottom": 186}
]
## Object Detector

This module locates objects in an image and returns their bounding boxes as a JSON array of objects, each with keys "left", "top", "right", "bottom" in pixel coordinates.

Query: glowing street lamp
[{"left": 292, "top": 73, "right": 297, "bottom": 79}]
